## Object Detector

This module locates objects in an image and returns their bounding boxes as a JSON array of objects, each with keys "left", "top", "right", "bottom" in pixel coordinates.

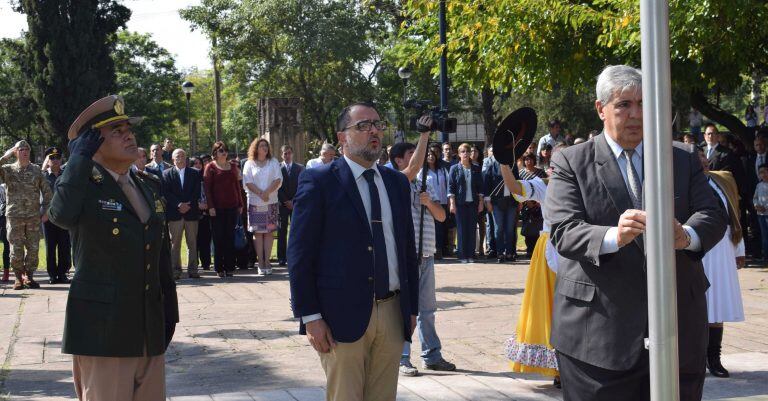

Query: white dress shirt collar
[
  {"left": 604, "top": 133, "right": 643, "bottom": 160},
  {"left": 344, "top": 155, "right": 380, "bottom": 181}
]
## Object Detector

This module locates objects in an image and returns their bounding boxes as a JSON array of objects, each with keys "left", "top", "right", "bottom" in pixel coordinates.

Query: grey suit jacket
[{"left": 544, "top": 133, "right": 726, "bottom": 372}]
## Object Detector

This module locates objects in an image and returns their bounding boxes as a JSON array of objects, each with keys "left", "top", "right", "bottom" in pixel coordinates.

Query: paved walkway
[{"left": 1, "top": 260, "right": 767, "bottom": 400}]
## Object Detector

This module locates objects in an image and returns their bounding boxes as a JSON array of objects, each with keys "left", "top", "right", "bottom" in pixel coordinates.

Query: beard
[{"left": 348, "top": 142, "right": 382, "bottom": 163}]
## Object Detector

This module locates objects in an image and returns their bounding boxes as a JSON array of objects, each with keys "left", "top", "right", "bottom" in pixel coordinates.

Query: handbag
[{"left": 234, "top": 214, "right": 247, "bottom": 250}]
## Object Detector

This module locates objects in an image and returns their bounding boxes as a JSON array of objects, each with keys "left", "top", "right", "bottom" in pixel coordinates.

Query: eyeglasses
[{"left": 344, "top": 120, "right": 388, "bottom": 132}]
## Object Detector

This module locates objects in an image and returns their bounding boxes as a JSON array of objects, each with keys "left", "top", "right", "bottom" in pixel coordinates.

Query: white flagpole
[{"left": 640, "top": 1, "right": 680, "bottom": 400}]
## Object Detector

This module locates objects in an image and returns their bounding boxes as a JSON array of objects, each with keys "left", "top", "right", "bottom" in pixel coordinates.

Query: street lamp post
[
  {"left": 397, "top": 66, "right": 412, "bottom": 144},
  {"left": 182, "top": 81, "right": 196, "bottom": 155}
]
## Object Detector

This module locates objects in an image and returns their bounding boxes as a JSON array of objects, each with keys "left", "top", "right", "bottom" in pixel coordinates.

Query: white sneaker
[
  {"left": 257, "top": 268, "right": 266, "bottom": 275},
  {"left": 265, "top": 269, "right": 273, "bottom": 275},
  {"left": 468, "top": 258, "right": 475, "bottom": 263}
]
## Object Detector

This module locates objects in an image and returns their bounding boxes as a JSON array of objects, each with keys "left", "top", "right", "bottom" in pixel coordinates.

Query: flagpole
[{"left": 640, "top": 1, "right": 680, "bottom": 400}]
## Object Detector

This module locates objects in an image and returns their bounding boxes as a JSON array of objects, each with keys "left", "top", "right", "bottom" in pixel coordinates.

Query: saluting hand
[
  {"left": 306, "top": 319, "right": 336, "bottom": 353},
  {"left": 2, "top": 144, "right": 17, "bottom": 159},
  {"left": 68, "top": 128, "right": 104, "bottom": 159}
]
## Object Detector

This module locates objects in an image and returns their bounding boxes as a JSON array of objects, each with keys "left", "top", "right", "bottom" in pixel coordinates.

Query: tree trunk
[
  {"left": 690, "top": 90, "right": 749, "bottom": 144},
  {"left": 481, "top": 86, "right": 498, "bottom": 148},
  {"left": 212, "top": 36, "right": 223, "bottom": 142}
]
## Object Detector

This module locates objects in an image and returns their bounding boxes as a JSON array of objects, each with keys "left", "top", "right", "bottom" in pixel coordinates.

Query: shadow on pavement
[{"left": 437, "top": 286, "right": 524, "bottom": 296}]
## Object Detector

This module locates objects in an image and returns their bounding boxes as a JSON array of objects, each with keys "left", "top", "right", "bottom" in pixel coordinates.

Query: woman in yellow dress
[{"left": 500, "top": 163, "right": 560, "bottom": 385}]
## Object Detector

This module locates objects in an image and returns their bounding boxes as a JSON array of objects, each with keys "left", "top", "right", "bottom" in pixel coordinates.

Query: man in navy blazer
[
  {"left": 162, "top": 148, "right": 202, "bottom": 279},
  {"left": 277, "top": 144, "right": 304, "bottom": 266},
  {"left": 288, "top": 102, "right": 418, "bottom": 401}
]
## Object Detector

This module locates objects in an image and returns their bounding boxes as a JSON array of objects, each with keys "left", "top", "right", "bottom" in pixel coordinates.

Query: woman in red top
[{"left": 204, "top": 141, "right": 243, "bottom": 277}]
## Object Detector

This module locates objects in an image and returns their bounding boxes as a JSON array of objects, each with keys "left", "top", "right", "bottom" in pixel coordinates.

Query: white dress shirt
[
  {"left": 176, "top": 166, "right": 185, "bottom": 190},
  {"left": 302, "top": 156, "right": 400, "bottom": 324},
  {"left": 599, "top": 134, "right": 701, "bottom": 254}
]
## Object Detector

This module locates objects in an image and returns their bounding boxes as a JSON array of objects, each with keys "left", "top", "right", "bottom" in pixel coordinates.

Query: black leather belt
[{"left": 375, "top": 290, "right": 400, "bottom": 302}]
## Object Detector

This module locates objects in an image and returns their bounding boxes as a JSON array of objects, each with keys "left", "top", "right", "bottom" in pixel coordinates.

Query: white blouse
[{"left": 242, "top": 158, "right": 282, "bottom": 207}]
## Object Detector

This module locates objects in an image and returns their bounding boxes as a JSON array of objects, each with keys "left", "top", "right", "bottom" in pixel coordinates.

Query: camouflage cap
[{"left": 14, "top": 140, "right": 30, "bottom": 150}]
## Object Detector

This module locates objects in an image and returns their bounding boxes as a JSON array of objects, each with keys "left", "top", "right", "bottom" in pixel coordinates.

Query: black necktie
[{"left": 362, "top": 169, "right": 390, "bottom": 299}]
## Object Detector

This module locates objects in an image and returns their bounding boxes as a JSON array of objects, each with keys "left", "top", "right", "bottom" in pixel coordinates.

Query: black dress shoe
[
  {"left": 278, "top": 261, "right": 287, "bottom": 267},
  {"left": 59, "top": 276, "right": 71, "bottom": 284},
  {"left": 553, "top": 376, "right": 562, "bottom": 388},
  {"left": 188, "top": 273, "right": 202, "bottom": 279},
  {"left": 48, "top": 278, "right": 59, "bottom": 284},
  {"left": 225, "top": 271, "right": 234, "bottom": 277}
]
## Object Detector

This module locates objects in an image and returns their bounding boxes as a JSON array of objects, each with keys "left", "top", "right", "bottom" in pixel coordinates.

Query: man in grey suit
[{"left": 545, "top": 65, "right": 727, "bottom": 401}]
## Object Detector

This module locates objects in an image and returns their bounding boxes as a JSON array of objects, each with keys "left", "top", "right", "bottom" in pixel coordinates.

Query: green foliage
[
  {"left": 397, "top": 0, "right": 768, "bottom": 143},
  {"left": 15, "top": 0, "right": 131, "bottom": 149},
  {"left": 113, "top": 31, "right": 186, "bottom": 146},
  {"left": 181, "top": 0, "right": 380, "bottom": 142},
  {"left": 0, "top": 38, "right": 41, "bottom": 149}
]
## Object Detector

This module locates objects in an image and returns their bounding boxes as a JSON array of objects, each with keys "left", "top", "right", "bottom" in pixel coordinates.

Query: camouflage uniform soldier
[{"left": 0, "top": 140, "right": 53, "bottom": 290}]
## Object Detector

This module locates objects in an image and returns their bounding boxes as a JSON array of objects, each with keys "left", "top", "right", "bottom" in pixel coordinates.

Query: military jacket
[
  {"left": 48, "top": 155, "right": 179, "bottom": 357},
  {"left": 0, "top": 161, "right": 52, "bottom": 218}
]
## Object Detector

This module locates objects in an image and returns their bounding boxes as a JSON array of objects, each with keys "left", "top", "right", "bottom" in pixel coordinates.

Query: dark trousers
[
  {"left": 0, "top": 216, "right": 8, "bottom": 269},
  {"left": 277, "top": 206, "right": 291, "bottom": 263},
  {"left": 491, "top": 202, "right": 517, "bottom": 257},
  {"left": 43, "top": 221, "right": 71, "bottom": 280},
  {"left": 437, "top": 204, "right": 451, "bottom": 254},
  {"left": 557, "top": 351, "right": 704, "bottom": 401},
  {"left": 197, "top": 214, "right": 212, "bottom": 268},
  {"left": 524, "top": 234, "right": 539, "bottom": 256},
  {"left": 743, "top": 199, "right": 762, "bottom": 258},
  {"left": 485, "top": 211, "right": 496, "bottom": 254},
  {"left": 211, "top": 208, "right": 237, "bottom": 272},
  {"left": 455, "top": 202, "right": 477, "bottom": 260}
]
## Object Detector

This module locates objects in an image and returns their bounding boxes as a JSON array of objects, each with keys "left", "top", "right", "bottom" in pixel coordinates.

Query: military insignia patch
[
  {"left": 99, "top": 199, "right": 123, "bottom": 211},
  {"left": 155, "top": 199, "right": 164, "bottom": 213},
  {"left": 114, "top": 98, "right": 125, "bottom": 115},
  {"left": 91, "top": 168, "right": 104, "bottom": 184}
]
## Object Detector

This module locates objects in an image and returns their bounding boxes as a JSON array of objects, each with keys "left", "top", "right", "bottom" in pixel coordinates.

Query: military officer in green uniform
[
  {"left": 48, "top": 95, "right": 179, "bottom": 401},
  {"left": 0, "top": 139, "right": 53, "bottom": 290}
]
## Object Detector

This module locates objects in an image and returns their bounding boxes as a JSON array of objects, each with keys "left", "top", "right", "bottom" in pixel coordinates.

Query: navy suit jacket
[
  {"left": 448, "top": 163, "right": 483, "bottom": 205},
  {"left": 288, "top": 157, "right": 418, "bottom": 343},
  {"left": 278, "top": 162, "right": 304, "bottom": 211},
  {"left": 162, "top": 167, "right": 202, "bottom": 221}
]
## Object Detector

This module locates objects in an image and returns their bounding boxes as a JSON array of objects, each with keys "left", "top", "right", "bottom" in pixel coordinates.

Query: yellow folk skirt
[{"left": 504, "top": 232, "right": 559, "bottom": 376}]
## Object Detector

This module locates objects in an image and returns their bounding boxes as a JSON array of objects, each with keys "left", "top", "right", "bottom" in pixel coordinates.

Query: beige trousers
[
  {"left": 319, "top": 295, "right": 404, "bottom": 401},
  {"left": 73, "top": 353, "right": 165, "bottom": 401},
  {"left": 168, "top": 219, "right": 198, "bottom": 275}
]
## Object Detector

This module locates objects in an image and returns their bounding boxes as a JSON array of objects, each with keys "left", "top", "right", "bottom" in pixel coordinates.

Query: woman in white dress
[{"left": 696, "top": 148, "right": 745, "bottom": 378}]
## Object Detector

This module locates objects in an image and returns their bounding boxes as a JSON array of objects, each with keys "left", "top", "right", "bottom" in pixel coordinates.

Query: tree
[
  {"left": 0, "top": 38, "right": 41, "bottom": 149},
  {"left": 397, "top": 0, "right": 768, "bottom": 144},
  {"left": 112, "top": 31, "right": 186, "bottom": 146},
  {"left": 182, "top": 0, "right": 379, "bottom": 142},
  {"left": 13, "top": 0, "right": 130, "bottom": 149}
]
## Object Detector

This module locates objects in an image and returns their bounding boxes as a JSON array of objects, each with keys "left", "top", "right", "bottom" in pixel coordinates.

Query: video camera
[{"left": 404, "top": 99, "right": 458, "bottom": 134}]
